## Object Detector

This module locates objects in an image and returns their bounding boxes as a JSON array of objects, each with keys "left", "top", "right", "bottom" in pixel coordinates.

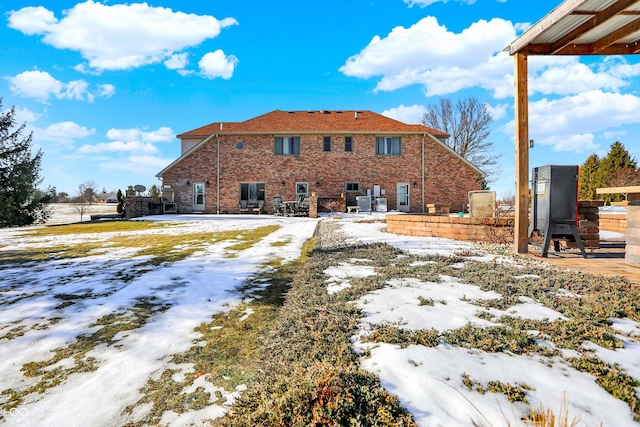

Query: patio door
[
  {"left": 193, "top": 182, "right": 205, "bottom": 211},
  {"left": 397, "top": 183, "right": 410, "bottom": 212},
  {"left": 295, "top": 182, "right": 309, "bottom": 201}
]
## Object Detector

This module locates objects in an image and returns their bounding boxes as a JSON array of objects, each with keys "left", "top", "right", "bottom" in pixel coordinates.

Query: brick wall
[
  {"left": 161, "top": 133, "right": 482, "bottom": 214},
  {"left": 386, "top": 214, "right": 513, "bottom": 242}
]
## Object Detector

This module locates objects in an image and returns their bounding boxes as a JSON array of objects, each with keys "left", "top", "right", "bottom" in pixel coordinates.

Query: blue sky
[{"left": 2, "top": 0, "right": 639, "bottom": 198}]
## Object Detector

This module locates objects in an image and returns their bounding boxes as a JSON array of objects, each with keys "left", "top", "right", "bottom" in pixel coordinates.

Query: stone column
[{"left": 626, "top": 202, "right": 640, "bottom": 265}]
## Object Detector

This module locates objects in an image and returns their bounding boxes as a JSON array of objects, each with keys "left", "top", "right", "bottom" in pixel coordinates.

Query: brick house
[{"left": 156, "top": 110, "right": 484, "bottom": 214}]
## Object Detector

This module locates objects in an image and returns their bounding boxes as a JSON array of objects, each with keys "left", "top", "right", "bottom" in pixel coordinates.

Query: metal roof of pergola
[{"left": 506, "top": 0, "right": 640, "bottom": 254}]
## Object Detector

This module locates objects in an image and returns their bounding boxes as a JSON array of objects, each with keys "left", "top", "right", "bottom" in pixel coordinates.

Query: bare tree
[
  {"left": 422, "top": 97, "right": 501, "bottom": 182},
  {"left": 73, "top": 181, "right": 96, "bottom": 221},
  {"left": 78, "top": 180, "right": 97, "bottom": 205}
]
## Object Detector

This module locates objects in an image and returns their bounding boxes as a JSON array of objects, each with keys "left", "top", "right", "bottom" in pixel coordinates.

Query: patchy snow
[{"left": 1, "top": 211, "right": 639, "bottom": 426}]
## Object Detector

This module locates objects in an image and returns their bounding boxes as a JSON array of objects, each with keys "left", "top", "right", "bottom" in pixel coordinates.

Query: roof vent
[
  {"left": 322, "top": 110, "right": 330, "bottom": 114},
  {"left": 354, "top": 111, "right": 358, "bottom": 120},
  {"left": 220, "top": 122, "right": 223, "bottom": 130}
]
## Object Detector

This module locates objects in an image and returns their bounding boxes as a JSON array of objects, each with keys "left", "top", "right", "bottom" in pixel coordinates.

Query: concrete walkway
[{"left": 526, "top": 238, "right": 640, "bottom": 285}]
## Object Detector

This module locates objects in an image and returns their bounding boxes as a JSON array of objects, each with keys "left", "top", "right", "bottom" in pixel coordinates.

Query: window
[
  {"left": 345, "top": 136, "right": 352, "bottom": 152},
  {"left": 275, "top": 137, "right": 300, "bottom": 155},
  {"left": 240, "top": 182, "right": 265, "bottom": 204},
  {"left": 323, "top": 136, "right": 331, "bottom": 152},
  {"left": 346, "top": 182, "right": 360, "bottom": 192},
  {"left": 376, "top": 137, "right": 401, "bottom": 155}
]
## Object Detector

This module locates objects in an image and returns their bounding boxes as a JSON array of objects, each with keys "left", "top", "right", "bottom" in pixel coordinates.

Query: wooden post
[{"left": 514, "top": 52, "right": 529, "bottom": 254}]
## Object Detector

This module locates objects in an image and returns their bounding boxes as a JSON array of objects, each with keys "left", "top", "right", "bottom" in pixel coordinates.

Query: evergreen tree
[
  {"left": 0, "top": 99, "right": 51, "bottom": 227},
  {"left": 148, "top": 184, "right": 160, "bottom": 198},
  {"left": 578, "top": 154, "right": 601, "bottom": 200},
  {"left": 597, "top": 141, "right": 637, "bottom": 203}
]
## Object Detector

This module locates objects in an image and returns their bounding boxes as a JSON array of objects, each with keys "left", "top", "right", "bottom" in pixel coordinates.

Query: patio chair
[
  {"left": 253, "top": 200, "right": 264, "bottom": 214},
  {"left": 295, "top": 197, "right": 310, "bottom": 216},
  {"left": 239, "top": 200, "right": 249, "bottom": 214},
  {"left": 273, "top": 197, "right": 284, "bottom": 216}
]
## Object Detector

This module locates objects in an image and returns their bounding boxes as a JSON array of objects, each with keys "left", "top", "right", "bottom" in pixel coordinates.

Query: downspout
[
  {"left": 216, "top": 126, "right": 221, "bottom": 214},
  {"left": 421, "top": 133, "right": 426, "bottom": 214}
]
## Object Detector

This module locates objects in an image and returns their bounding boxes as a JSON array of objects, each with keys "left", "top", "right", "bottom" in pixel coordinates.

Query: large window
[
  {"left": 240, "top": 182, "right": 265, "bottom": 204},
  {"left": 345, "top": 136, "right": 352, "bottom": 152},
  {"left": 275, "top": 137, "right": 300, "bottom": 155},
  {"left": 376, "top": 137, "right": 401, "bottom": 155},
  {"left": 323, "top": 136, "right": 331, "bottom": 152}
]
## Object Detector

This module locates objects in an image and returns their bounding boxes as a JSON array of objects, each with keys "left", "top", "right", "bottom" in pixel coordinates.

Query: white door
[
  {"left": 193, "top": 182, "right": 205, "bottom": 211},
  {"left": 397, "top": 183, "right": 410, "bottom": 212}
]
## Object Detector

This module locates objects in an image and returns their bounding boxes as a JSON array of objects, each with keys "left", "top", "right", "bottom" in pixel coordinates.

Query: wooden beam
[
  {"left": 523, "top": 42, "right": 640, "bottom": 55},
  {"left": 549, "top": 0, "right": 639, "bottom": 54},
  {"left": 514, "top": 53, "right": 529, "bottom": 254},
  {"left": 592, "top": 18, "right": 640, "bottom": 53},
  {"left": 508, "top": 0, "right": 586, "bottom": 55},
  {"left": 596, "top": 185, "right": 640, "bottom": 194}
]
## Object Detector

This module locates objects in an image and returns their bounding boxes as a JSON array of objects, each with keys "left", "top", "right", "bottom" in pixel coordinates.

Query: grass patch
[
  {"left": 211, "top": 241, "right": 416, "bottom": 426},
  {"left": 126, "top": 233, "right": 312, "bottom": 425},
  {"left": 569, "top": 356, "right": 640, "bottom": 421},
  {"left": 0, "top": 225, "right": 281, "bottom": 267},
  {"left": 22, "top": 220, "right": 169, "bottom": 236},
  {"left": 1, "top": 297, "right": 169, "bottom": 410}
]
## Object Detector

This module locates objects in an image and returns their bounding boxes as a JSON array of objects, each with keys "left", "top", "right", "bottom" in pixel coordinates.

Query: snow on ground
[
  {"left": 0, "top": 211, "right": 317, "bottom": 426},
  {"left": 335, "top": 218, "right": 640, "bottom": 427},
  {"left": 1, "top": 209, "right": 639, "bottom": 426}
]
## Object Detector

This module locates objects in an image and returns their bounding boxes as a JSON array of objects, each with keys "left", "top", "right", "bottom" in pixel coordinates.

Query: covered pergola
[{"left": 506, "top": 0, "right": 640, "bottom": 254}]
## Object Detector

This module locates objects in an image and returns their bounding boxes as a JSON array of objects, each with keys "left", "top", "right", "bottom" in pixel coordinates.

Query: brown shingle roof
[{"left": 177, "top": 110, "right": 447, "bottom": 138}]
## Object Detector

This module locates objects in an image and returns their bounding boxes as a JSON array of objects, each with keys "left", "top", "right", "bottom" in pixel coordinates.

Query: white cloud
[
  {"left": 340, "top": 17, "right": 517, "bottom": 98},
  {"left": 79, "top": 126, "right": 175, "bottom": 154},
  {"left": 501, "top": 90, "right": 640, "bottom": 153},
  {"left": 530, "top": 61, "right": 628, "bottom": 96},
  {"left": 97, "top": 84, "right": 115, "bottom": 98},
  {"left": 529, "top": 91, "right": 640, "bottom": 136},
  {"left": 11, "top": 106, "right": 41, "bottom": 125},
  {"left": 36, "top": 121, "right": 96, "bottom": 148},
  {"left": 198, "top": 50, "right": 238, "bottom": 79},
  {"left": 485, "top": 103, "right": 508, "bottom": 121},
  {"left": 8, "top": 70, "right": 62, "bottom": 102},
  {"left": 78, "top": 141, "right": 159, "bottom": 154},
  {"left": 8, "top": 1, "right": 238, "bottom": 72},
  {"left": 381, "top": 105, "right": 427, "bottom": 124},
  {"left": 404, "top": 0, "right": 476, "bottom": 6},
  {"left": 537, "top": 134, "right": 598, "bottom": 153},
  {"left": 7, "top": 70, "right": 114, "bottom": 103},
  {"left": 340, "top": 18, "right": 640, "bottom": 101},
  {"left": 98, "top": 154, "right": 171, "bottom": 174},
  {"left": 7, "top": 6, "right": 57, "bottom": 35},
  {"left": 105, "top": 127, "right": 174, "bottom": 144},
  {"left": 164, "top": 53, "right": 189, "bottom": 70}
]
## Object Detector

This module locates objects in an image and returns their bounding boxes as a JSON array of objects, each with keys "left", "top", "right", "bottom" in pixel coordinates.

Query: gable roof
[
  {"left": 177, "top": 110, "right": 448, "bottom": 138},
  {"left": 158, "top": 109, "right": 484, "bottom": 179}
]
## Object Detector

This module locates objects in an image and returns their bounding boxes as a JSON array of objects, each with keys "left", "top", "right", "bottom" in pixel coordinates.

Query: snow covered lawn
[{"left": 1, "top": 213, "right": 639, "bottom": 426}]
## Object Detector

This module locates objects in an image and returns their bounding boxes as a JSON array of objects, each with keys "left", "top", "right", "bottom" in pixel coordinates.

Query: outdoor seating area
[
  {"left": 274, "top": 196, "right": 310, "bottom": 217},
  {"left": 239, "top": 200, "right": 265, "bottom": 214}
]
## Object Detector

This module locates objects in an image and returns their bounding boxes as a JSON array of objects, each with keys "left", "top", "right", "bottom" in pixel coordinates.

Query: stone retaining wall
[
  {"left": 599, "top": 213, "right": 627, "bottom": 234},
  {"left": 626, "top": 203, "right": 640, "bottom": 265},
  {"left": 386, "top": 214, "right": 513, "bottom": 242}
]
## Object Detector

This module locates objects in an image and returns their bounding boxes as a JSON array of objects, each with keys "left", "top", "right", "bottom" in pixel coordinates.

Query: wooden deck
[{"left": 526, "top": 237, "right": 640, "bottom": 285}]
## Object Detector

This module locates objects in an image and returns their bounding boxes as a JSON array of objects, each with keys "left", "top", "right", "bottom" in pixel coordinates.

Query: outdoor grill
[{"left": 529, "top": 165, "right": 586, "bottom": 258}]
